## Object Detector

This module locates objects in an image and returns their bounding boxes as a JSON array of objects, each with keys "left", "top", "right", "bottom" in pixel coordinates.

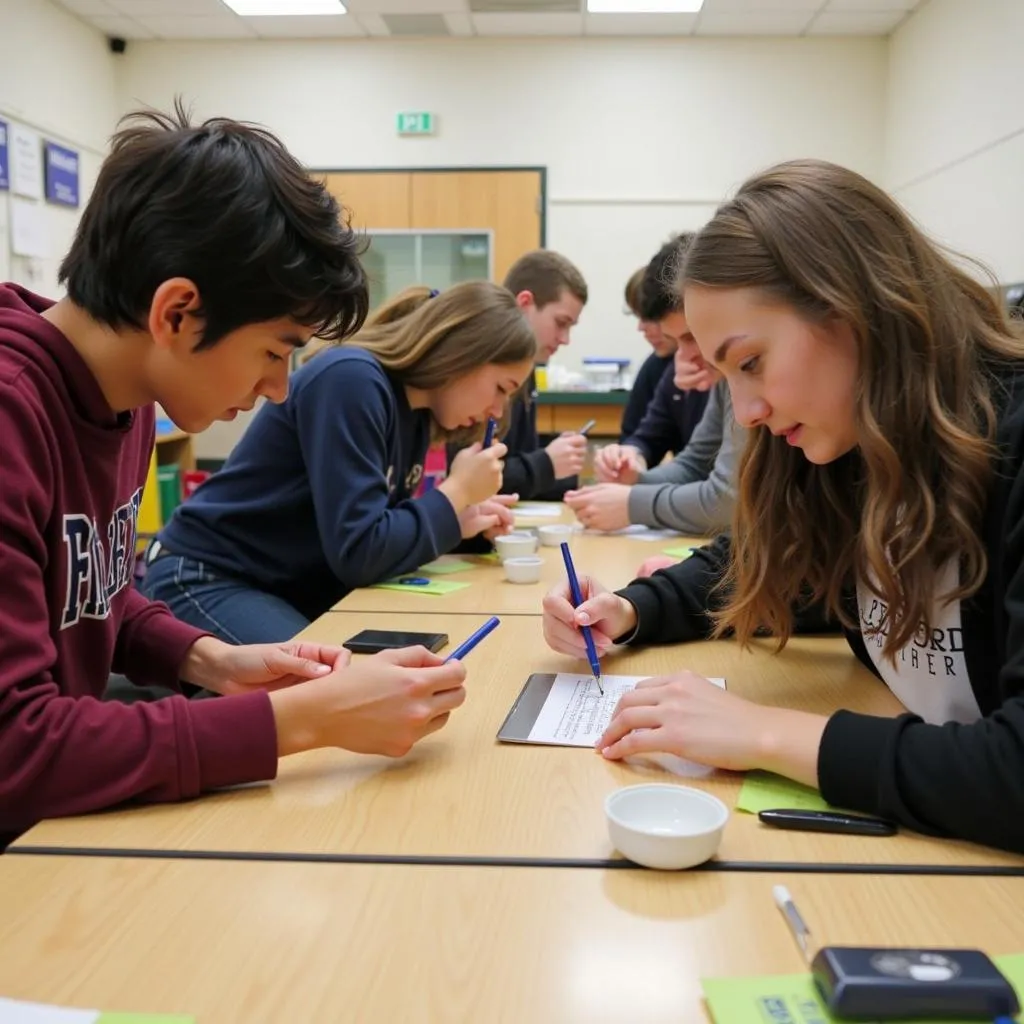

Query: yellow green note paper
[
  {"left": 703, "top": 953, "right": 1024, "bottom": 1024},
  {"left": 0, "top": 1003, "right": 194, "bottom": 1024},
  {"left": 663, "top": 545, "right": 698, "bottom": 559},
  {"left": 418, "top": 557, "right": 475, "bottom": 575},
  {"left": 371, "top": 577, "right": 471, "bottom": 596},
  {"left": 736, "top": 770, "right": 832, "bottom": 814}
]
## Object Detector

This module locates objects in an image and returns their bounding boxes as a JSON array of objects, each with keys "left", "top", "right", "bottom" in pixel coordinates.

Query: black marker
[{"left": 758, "top": 809, "right": 897, "bottom": 837}]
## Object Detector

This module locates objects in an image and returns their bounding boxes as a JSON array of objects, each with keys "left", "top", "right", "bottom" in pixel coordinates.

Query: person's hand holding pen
[{"left": 542, "top": 572, "right": 637, "bottom": 663}]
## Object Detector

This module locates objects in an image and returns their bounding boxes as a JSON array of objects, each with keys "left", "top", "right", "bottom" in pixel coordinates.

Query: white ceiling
[{"left": 55, "top": 0, "right": 925, "bottom": 40}]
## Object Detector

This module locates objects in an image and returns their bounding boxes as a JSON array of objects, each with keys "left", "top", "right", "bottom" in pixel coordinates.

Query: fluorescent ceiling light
[
  {"left": 587, "top": 0, "right": 703, "bottom": 12},
  {"left": 222, "top": 0, "right": 347, "bottom": 15}
]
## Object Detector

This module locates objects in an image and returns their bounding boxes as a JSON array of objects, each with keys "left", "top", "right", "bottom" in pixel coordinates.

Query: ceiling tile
[
  {"left": 136, "top": 14, "right": 257, "bottom": 36},
  {"left": 472, "top": 11, "right": 583, "bottom": 32},
  {"left": 696, "top": 9, "right": 815, "bottom": 33},
  {"left": 84, "top": 13, "right": 156, "bottom": 36},
  {"left": 346, "top": 0, "right": 467, "bottom": 11},
  {"left": 443, "top": 11, "right": 476, "bottom": 33},
  {"left": 584, "top": 11, "right": 697, "bottom": 34},
  {"left": 808, "top": 9, "right": 906, "bottom": 33},
  {"left": 244, "top": 13, "right": 365, "bottom": 34},
  {"left": 825, "top": 0, "right": 919, "bottom": 9},
  {"left": 110, "top": 0, "right": 225, "bottom": 13},
  {"left": 700, "top": 0, "right": 821, "bottom": 10}
]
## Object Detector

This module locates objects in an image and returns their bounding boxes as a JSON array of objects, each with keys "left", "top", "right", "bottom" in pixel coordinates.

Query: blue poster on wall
[
  {"left": 44, "top": 141, "right": 79, "bottom": 207},
  {"left": 0, "top": 119, "right": 9, "bottom": 191}
]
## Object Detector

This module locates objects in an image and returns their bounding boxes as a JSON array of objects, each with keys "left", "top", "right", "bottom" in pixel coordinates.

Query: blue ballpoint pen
[
  {"left": 482, "top": 417, "right": 498, "bottom": 448},
  {"left": 559, "top": 542, "right": 604, "bottom": 695},
  {"left": 445, "top": 616, "right": 500, "bottom": 662}
]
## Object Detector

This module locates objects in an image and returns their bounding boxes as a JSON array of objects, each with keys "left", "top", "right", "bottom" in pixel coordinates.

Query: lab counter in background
[{"left": 536, "top": 390, "right": 628, "bottom": 438}]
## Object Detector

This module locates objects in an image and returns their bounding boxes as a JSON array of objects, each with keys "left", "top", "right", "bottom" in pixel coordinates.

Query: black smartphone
[{"left": 343, "top": 629, "right": 449, "bottom": 654}]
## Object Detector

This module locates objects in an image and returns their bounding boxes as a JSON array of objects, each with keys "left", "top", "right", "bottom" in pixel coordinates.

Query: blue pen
[
  {"left": 482, "top": 417, "right": 498, "bottom": 448},
  {"left": 559, "top": 542, "right": 604, "bottom": 695},
  {"left": 445, "top": 615, "right": 500, "bottom": 662}
]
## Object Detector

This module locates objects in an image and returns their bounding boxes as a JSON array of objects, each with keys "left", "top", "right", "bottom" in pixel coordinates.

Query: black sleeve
[
  {"left": 622, "top": 365, "right": 680, "bottom": 467},
  {"left": 620, "top": 353, "right": 668, "bottom": 441},
  {"left": 498, "top": 390, "right": 563, "bottom": 500},
  {"left": 615, "top": 533, "right": 732, "bottom": 644}
]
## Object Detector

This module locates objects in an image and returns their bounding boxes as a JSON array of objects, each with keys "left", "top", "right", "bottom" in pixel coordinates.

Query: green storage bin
[{"left": 157, "top": 464, "right": 182, "bottom": 523}]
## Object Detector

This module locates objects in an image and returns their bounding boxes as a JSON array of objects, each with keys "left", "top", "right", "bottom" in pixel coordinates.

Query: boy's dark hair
[
  {"left": 623, "top": 266, "right": 646, "bottom": 317},
  {"left": 638, "top": 233, "right": 694, "bottom": 322},
  {"left": 59, "top": 99, "right": 368, "bottom": 349},
  {"left": 503, "top": 250, "right": 588, "bottom": 309}
]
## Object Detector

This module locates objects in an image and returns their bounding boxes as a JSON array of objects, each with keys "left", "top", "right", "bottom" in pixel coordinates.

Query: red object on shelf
[
  {"left": 182, "top": 470, "right": 212, "bottom": 498},
  {"left": 417, "top": 444, "right": 448, "bottom": 496}
]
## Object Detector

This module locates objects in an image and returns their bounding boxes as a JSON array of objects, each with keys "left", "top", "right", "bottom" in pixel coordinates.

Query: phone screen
[{"left": 343, "top": 630, "right": 449, "bottom": 654}]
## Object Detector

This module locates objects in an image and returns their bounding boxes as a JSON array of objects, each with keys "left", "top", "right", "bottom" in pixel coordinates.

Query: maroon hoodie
[{"left": 0, "top": 285, "right": 277, "bottom": 845}]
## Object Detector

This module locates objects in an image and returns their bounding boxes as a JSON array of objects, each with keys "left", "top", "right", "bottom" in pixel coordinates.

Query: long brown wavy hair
[{"left": 681, "top": 159, "right": 1024, "bottom": 659}]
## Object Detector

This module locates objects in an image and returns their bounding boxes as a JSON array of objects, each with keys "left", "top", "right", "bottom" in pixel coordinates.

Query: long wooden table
[
  {"left": 1, "top": 855, "right": 1021, "bottom": 1023},
  {"left": 336, "top": 526, "right": 694, "bottom": 615},
  {"left": 15, "top": 612, "right": 1024, "bottom": 870}
]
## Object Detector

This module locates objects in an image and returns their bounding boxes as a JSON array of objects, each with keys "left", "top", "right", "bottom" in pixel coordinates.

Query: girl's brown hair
[
  {"left": 344, "top": 281, "right": 536, "bottom": 441},
  {"left": 681, "top": 158, "right": 1024, "bottom": 658}
]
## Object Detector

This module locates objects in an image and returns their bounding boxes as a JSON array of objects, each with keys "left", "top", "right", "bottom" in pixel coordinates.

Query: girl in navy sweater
[
  {"left": 543, "top": 159, "right": 1024, "bottom": 853},
  {"left": 144, "top": 282, "right": 535, "bottom": 642}
]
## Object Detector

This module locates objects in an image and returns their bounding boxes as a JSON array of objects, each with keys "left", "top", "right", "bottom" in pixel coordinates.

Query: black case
[{"left": 812, "top": 946, "right": 1020, "bottom": 1020}]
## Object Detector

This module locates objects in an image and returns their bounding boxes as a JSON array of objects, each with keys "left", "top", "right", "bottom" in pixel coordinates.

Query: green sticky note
[
  {"left": 371, "top": 577, "right": 471, "bottom": 596},
  {"left": 663, "top": 545, "right": 698, "bottom": 558},
  {"left": 703, "top": 954, "right": 1024, "bottom": 1023},
  {"left": 736, "top": 770, "right": 832, "bottom": 815},
  {"left": 418, "top": 557, "right": 475, "bottom": 575},
  {"left": 98, "top": 1016, "right": 195, "bottom": 1023}
]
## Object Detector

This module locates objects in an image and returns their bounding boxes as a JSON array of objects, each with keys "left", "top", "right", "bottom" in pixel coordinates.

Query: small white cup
[
  {"left": 537, "top": 524, "right": 574, "bottom": 547},
  {"left": 503, "top": 556, "right": 543, "bottom": 584},
  {"left": 605, "top": 784, "right": 729, "bottom": 870},
  {"left": 494, "top": 532, "right": 539, "bottom": 561}
]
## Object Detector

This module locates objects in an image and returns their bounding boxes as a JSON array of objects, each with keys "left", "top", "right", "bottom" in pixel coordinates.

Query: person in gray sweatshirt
[{"left": 565, "top": 324, "right": 742, "bottom": 537}]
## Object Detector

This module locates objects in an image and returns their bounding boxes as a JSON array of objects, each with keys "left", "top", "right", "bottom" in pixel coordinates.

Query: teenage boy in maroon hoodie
[{"left": 0, "top": 104, "right": 468, "bottom": 848}]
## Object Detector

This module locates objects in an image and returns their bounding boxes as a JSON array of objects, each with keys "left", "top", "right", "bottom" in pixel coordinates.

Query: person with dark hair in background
[
  {"left": 595, "top": 236, "right": 710, "bottom": 481},
  {"left": 618, "top": 265, "right": 676, "bottom": 440}
]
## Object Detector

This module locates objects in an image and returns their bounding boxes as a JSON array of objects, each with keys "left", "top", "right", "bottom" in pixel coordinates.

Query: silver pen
[{"left": 773, "top": 885, "right": 813, "bottom": 964}]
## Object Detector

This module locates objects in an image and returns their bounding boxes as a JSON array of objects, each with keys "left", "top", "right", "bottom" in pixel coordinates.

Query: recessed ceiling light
[
  {"left": 587, "top": 0, "right": 703, "bottom": 12},
  {"left": 222, "top": 0, "right": 347, "bottom": 15}
]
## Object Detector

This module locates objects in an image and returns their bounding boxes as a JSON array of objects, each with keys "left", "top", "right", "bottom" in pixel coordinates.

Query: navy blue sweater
[
  {"left": 157, "top": 348, "right": 461, "bottom": 619},
  {"left": 620, "top": 352, "right": 674, "bottom": 441},
  {"left": 623, "top": 364, "right": 710, "bottom": 467}
]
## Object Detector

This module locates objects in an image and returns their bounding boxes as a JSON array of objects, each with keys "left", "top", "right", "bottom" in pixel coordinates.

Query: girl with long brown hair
[
  {"left": 143, "top": 281, "right": 536, "bottom": 643},
  {"left": 542, "top": 159, "right": 1024, "bottom": 852}
]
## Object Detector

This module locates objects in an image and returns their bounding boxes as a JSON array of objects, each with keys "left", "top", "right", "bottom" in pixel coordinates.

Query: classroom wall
[
  {"left": 0, "top": 0, "right": 118, "bottom": 294},
  {"left": 886, "top": 0, "right": 1024, "bottom": 284},
  {"left": 116, "top": 35, "right": 887, "bottom": 375}
]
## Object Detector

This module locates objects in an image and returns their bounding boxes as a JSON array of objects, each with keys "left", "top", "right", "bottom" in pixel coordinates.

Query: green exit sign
[{"left": 397, "top": 112, "right": 435, "bottom": 136}]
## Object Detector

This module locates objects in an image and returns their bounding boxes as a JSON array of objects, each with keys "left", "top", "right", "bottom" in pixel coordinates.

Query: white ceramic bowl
[
  {"left": 503, "top": 556, "right": 543, "bottom": 584},
  {"left": 537, "top": 524, "right": 575, "bottom": 547},
  {"left": 605, "top": 784, "right": 729, "bottom": 870},
  {"left": 494, "top": 532, "right": 539, "bottom": 561}
]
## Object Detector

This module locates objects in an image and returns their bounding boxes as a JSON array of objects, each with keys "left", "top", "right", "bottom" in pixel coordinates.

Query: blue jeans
[{"left": 140, "top": 554, "right": 310, "bottom": 645}]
